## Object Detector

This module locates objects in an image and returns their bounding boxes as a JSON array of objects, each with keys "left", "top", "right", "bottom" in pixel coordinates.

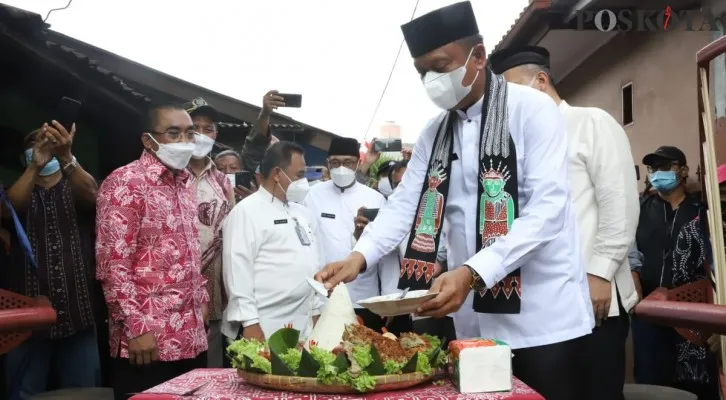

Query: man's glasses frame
[{"left": 149, "top": 130, "right": 196, "bottom": 141}]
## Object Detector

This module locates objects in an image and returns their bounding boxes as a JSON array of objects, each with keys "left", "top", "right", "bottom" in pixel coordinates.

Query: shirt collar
[
  {"left": 140, "top": 150, "right": 190, "bottom": 185},
  {"left": 558, "top": 99, "right": 570, "bottom": 112},
  {"left": 455, "top": 93, "right": 485, "bottom": 120},
  {"left": 258, "top": 185, "right": 287, "bottom": 207},
  {"left": 189, "top": 157, "right": 217, "bottom": 179}
]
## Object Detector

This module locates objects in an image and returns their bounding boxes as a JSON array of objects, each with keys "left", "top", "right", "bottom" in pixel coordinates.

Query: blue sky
[{"left": 8, "top": 0, "right": 527, "bottom": 142}]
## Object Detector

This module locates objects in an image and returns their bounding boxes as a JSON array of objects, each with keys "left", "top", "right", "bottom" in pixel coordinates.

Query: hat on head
[
  {"left": 717, "top": 164, "right": 726, "bottom": 184},
  {"left": 401, "top": 1, "right": 479, "bottom": 58},
  {"left": 488, "top": 46, "right": 550, "bottom": 75},
  {"left": 184, "top": 97, "right": 219, "bottom": 121},
  {"left": 328, "top": 137, "right": 360, "bottom": 158},
  {"left": 642, "top": 146, "right": 687, "bottom": 166}
]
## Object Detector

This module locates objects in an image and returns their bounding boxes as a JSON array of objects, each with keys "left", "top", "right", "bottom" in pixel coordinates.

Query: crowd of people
[{"left": 0, "top": 1, "right": 723, "bottom": 400}]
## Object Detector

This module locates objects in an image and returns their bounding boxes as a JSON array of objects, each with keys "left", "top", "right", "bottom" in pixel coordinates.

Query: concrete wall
[{"left": 557, "top": 29, "right": 712, "bottom": 189}]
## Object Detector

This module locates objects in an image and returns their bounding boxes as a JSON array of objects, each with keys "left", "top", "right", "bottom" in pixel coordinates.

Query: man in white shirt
[
  {"left": 315, "top": 2, "right": 593, "bottom": 399},
  {"left": 490, "top": 46, "right": 639, "bottom": 400},
  {"left": 305, "top": 137, "right": 396, "bottom": 331},
  {"left": 222, "top": 141, "right": 324, "bottom": 342}
]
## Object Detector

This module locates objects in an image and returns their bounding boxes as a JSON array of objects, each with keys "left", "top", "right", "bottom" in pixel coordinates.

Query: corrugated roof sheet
[{"left": 0, "top": 4, "right": 152, "bottom": 109}]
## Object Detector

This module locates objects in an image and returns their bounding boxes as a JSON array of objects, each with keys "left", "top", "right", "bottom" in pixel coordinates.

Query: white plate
[
  {"left": 306, "top": 277, "right": 329, "bottom": 297},
  {"left": 357, "top": 290, "right": 438, "bottom": 317}
]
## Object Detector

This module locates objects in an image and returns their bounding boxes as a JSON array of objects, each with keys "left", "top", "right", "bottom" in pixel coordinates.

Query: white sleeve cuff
[
  {"left": 242, "top": 318, "right": 260, "bottom": 328},
  {"left": 465, "top": 249, "right": 505, "bottom": 289},
  {"left": 353, "top": 237, "right": 382, "bottom": 271},
  {"left": 226, "top": 299, "right": 259, "bottom": 328},
  {"left": 588, "top": 253, "right": 620, "bottom": 281}
]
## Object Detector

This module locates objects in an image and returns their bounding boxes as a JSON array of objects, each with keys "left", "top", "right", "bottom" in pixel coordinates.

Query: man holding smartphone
[{"left": 304, "top": 137, "right": 399, "bottom": 331}]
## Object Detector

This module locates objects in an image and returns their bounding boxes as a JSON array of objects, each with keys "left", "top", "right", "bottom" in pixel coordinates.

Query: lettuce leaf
[
  {"left": 338, "top": 371, "right": 378, "bottom": 392},
  {"left": 351, "top": 345, "right": 374, "bottom": 369},
  {"left": 309, "top": 347, "right": 347, "bottom": 385},
  {"left": 383, "top": 359, "right": 405, "bottom": 374},
  {"left": 421, "top": 334, "right": 441, "bottom": 351},
  {"left": 226, "top": 338, "right": 271, "bottom": 374},
  {"left": 415, "top": 352, "right": 432, "bottom": 375},
  {"left": 278, "top": 348, "right": 302, "bottom": 373}
]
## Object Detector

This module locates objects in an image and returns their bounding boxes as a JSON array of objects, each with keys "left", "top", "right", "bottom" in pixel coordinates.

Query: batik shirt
[
  {"left": 6, "top": 177, "right": 95, "bottom": 339},
  {"left": 191, "top": 159, "right": 233, "bottom": 321},
  {"left": 96, "top": 151, "right": 208, "bottom": 361},
  {"left": 671, "top": 216, "right": 718, "bottom": 384}
]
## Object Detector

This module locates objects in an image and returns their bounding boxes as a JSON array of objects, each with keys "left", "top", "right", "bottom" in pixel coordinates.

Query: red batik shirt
[{"left": 96, "top": 151, "right": 208, "bottom": 362}]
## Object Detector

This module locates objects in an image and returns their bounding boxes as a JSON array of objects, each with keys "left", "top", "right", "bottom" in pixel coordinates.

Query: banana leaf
[
  {"left": 428, "top": 347, "right": 442, "bottom": 367},
  {"left": 401, "top": 353, "right": 418, "bottom": 374},
  {"left": 270, "top": 351, "right": 294, "bottom": 376},
  {"left": 297, "top": 348, "right": 320, "bottom": 378},
  {"left": 364, "top": 346, "right": 385, "bottom": 376},
  {"left": 333, "top": 351, "right": 350, "bottom": 372},
  {"left": 268, "top": 327, "right": 300, "bottom": 356}
]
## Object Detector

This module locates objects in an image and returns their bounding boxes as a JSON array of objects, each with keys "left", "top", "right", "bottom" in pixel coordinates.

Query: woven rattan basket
[{"left": 237, "top": 369, "right": 439, "bottom": 394}]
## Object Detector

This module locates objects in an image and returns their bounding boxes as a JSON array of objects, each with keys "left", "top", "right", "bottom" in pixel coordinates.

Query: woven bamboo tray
[{"left": 238, "top": 369, "right": 439, "bottom": 394}]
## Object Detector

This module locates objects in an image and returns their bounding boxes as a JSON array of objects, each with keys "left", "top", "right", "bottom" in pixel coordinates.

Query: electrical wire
[
  {"left": 362, "top": 0, "right": 420, "bottom": 140},
  {"left": 44, "top": 0, "right": 73, "bottom": 22}
]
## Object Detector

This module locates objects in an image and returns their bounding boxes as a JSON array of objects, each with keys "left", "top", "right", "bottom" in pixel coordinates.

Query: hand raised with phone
[
  {"left": 262, "top": 90, "right": 286, "bottom": 115},
  {"left": 45, "top": 120, "right": 76, "bottom": 162}
]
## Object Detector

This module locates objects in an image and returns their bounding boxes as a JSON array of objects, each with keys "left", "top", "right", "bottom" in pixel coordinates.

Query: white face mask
[
  {"left": 192, "top": 133, "right": 215, "bottom": 159},
  {"left": 378, "top": 177, "right": 393, "bottom": 197},
  {"left": 423, "top": 48, "right": 480, "bottom": 110},
  {"left": 331, "top": 166, "right": 357, "bottom": 188},
  {"left": 281, "top": 171, "right": 310, "bottom": 203},
  {"left": 146, "top": 134, "right": 195, "bottom": 170}
]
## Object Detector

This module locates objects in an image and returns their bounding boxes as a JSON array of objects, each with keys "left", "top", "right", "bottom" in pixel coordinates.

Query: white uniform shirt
[
  {"left": 305, "top": 181, "right": 398, "bottom": 305},
  {"left": 354, "top": 83, "right": 594, "bottom": 349},
  {"left": 222, "top": 187, "right": 325, "bottom": 340},
  {"left": 560, "top": 100, "right": 640, "bottom": 316}
]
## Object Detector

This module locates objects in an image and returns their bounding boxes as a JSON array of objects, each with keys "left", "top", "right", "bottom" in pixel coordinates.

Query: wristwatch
[
  {"left": 62, "top": 156, "right": 77, "bottom": 175},
  {"left": 465, "top": 265, "right": 486, "bottom": 293}
]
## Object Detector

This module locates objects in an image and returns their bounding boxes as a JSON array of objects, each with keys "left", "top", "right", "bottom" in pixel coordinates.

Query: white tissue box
[{"left": 449, "top": 339, "right": 512, "bottom": 393}]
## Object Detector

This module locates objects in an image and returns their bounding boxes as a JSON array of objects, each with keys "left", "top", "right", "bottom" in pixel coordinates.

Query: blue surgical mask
[
  {"left": 649, "top": 170, "right": 679, "bottom": 193},
  {"left": 24, "top": 149, "right": 60, "bottom": 176}
]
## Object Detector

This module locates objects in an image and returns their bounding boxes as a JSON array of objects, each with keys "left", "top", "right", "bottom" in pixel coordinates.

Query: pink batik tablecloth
[{"left": 129, "top": 368, "right": 544, "bottom": 400}]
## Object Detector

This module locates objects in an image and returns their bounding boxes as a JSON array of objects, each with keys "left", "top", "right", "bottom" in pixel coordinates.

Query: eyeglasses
[
  {"left": 647, "top": 163, "right": 680, "bottom": 173},
  {"left": 328, "top": 159, "right": 358, "bottom": 169},
  {"left": 150, "top": 130, "right": 196, "bottom": 141},
  {"left": 194, "top": 124, "right": 216, "bottom": 134}
]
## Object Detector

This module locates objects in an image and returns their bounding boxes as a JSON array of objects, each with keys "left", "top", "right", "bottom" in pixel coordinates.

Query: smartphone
[
  {"left": 278, "top": 93, "right": 302, "bottom": 108},
  {"left": 233, "top": 171, "right": 256, "bottom": 189},
  {"left": 373, "top": 138, "right": 402, "bottom": 153},
  {"left": 361, "top": 208, "right": 379, "bottom": 221},
  {"left": 55, "top": 97, "right": 81, "bottom": 131}
]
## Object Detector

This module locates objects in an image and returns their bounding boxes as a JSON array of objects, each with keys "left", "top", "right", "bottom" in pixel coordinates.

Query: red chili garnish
[
  {"left": 309, "top": 340, "right": 318, "bottom": 348},
  {"left": 284, "top": 323, "right": 293, "bottom": 329}
]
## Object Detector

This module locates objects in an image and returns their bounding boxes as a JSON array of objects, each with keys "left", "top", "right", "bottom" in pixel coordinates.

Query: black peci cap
[
  {"left": 488, "top": 46, "right": 550, "bottom": 75},
  {"left": 401, "top": 1, "right": 479, "bottom": 58},
  {"left": 328, "top": 137, "right": 360, "bottom": 158}
]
